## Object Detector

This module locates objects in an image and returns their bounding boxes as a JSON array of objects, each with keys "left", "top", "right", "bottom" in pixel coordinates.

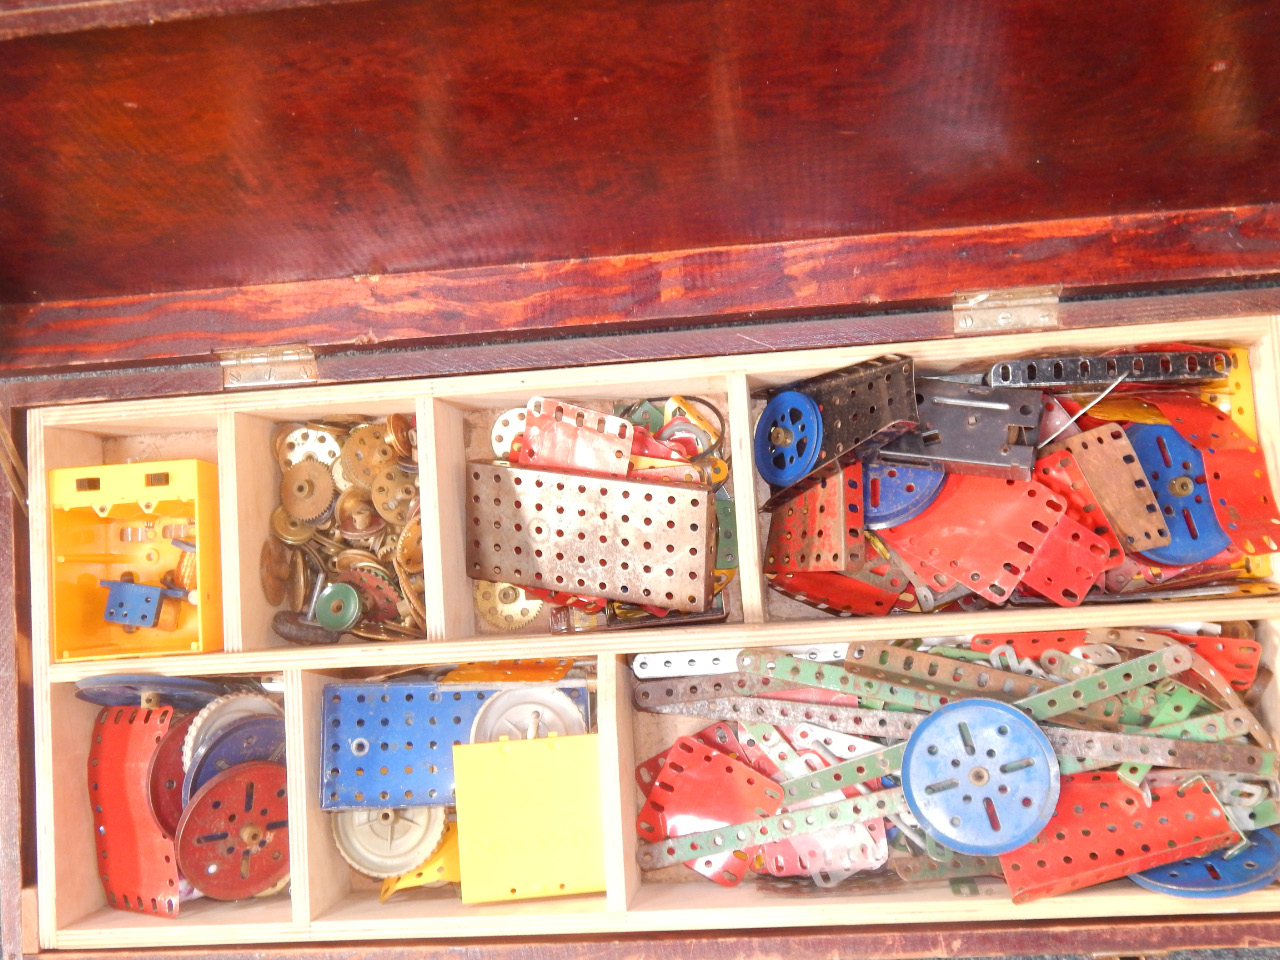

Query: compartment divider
[
  {"left": 296, "top": 669, "right": 350, "bottom": 922},
  {"left": 418, "top": 397, "right": 469, "bottom": 641},
  {"left": 727, "top": 375, "right": 765, "bottom": 623},
  {"left": 598, "top": 653, "right": 641, "bottom": 911}
]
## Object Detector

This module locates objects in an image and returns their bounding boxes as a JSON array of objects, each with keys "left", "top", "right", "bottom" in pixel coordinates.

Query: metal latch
[
  {"left": 953, "top": 286, "right": 1061, "bottom": 335},
  {"left": 219, "top": 345, "right": 318, "bottom": 389}
]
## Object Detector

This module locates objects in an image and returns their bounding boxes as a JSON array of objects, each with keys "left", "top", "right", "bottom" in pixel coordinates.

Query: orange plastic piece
[
  {"left": 49, "top": 459, "right": 221, "bottom": 661},
  {"left": 441, "top": 659, "right": 574, "bottom": 683},
  {"left": 379, "top": 823, "right": 461, "bottom": 901}
]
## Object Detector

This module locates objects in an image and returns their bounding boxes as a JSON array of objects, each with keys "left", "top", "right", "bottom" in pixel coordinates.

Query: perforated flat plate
[
  {"left": 878, "top": 474, "right": 1066, "bottom": 604},
  {"left": 1000, "top": 774, "right": 1240, "bottom": 903},
  {"left": 1139, "top": 393, "right": 1280, "bottom": 555},
  {"left": 321, "top": 680, "right": 589, "bottom": 809},
  {"left": 635, "top": 721, "right": 746, "bottom": 790},
  {"left": 465, "top": 461, "right": 716, "bottom": 612},
  {"left": 1129, "top": 828, "right": 1280, "bottom": 898},
  {"left": 1152, "top": 629, "right": 1261, "bottom": 692},
  {"left": 763, "top": 462, "right": 864, "bottom": 574},
  {"left": 1032, "top": 450, "right": 1124, "bottom": 568},
  {"left": 1043, "top": 425, "right": 1172, "bottom": 550},
  {"left": 519, "top": 397, "right": 632, "bottom": 476},
  {"left": 90, "top": 705, "right": 181, "bottom": 917},
  {"left": 635, "top": 735, "right": 783, "bottom": 885},
  {"left": 630, "top": 643, "right": 848, "bottom": 679},
  {"left": 1021, "top": 515, "right": 1111, "bottom": 606},
  {"left": 1128, "top": 423, "right": 1231, "bottom": 565},
  {"left": 759, "top": 355, "right": 919, "bottom": 511},
  {"left": 901, "top": 699, "right": 1060, "bottom": 856}
]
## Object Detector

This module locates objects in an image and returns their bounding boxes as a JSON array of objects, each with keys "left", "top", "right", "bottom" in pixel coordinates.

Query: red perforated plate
[
  {"left": 1033, "top": 449, "right": 1125, "bottom": 568},
  {"left": 767, "top": 565, "right": 907, "bottom": 617},
  {"left": 175, "top": 761, "right": 290, "bottom": 900},
  {"left": 879, "top": 474, "right": 1066, "bottom": 604},
  {"left": 970, "top": 630, "right": 1089, "bottom": 657},
  {"left": 147, "top": 712, "right": 197, "bottom": 837},
  {"left": 1021, "top": 515, "right": 1112, "bottom": 606},
  {"left": 634, "top": 722, "right": 746, "bottom": 790},
  {"left": 518, "top": 397, "right": 633, "bottom": 476},
  {"left": 90, "top": 705, "right": 181, "bottom": 917},
  {"left": 763, "top": 462, "right": 865, "bottom": 575},
  {"left": 1000, "top": 773, "right": 1239, "bottom": 903},
  {"left": 635, "top": 736, "right": 783, "bottom": 886},
  {"left": 1150, "top": 630, "right": 1262, "bottom": 692},
  {"left": 1139, "top": 393, "right": 1280, "bottom": 554}
]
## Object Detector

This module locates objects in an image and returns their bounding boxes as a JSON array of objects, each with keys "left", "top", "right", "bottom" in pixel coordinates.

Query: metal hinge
[
  {"left": 953, "top": 285, "right": 1061, "bottom": 336},
  {"left": 219, "top": 345, "right": 318, "bottom": 389}
]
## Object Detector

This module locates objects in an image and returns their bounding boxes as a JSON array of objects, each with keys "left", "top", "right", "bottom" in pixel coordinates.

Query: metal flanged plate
[
  {"left": 280, "top": 426, "right": 341, "bottom": 468},
  {"left": 1128, "top": 423, "right": 1231, "bottom": 565},
  {"left": 1020, "top": 515, "right": 1112, "bottom": 606},
  {"left": 863, "top": 460, "right": 946, "bottom": 529},
  {"left": 470, "top": 687, "right": 588, "bottom": 742},
  {"left": 767, "top": 566, "right": 908, "bottom": 618},
  {"left": 763, "top": 462, "right": 863, "bottom": 575},
  {"left": 491, "top": 407, "right": 528, "bottom": 459},
  {"left": 280, "top": 460, "right": 336, "bottom": 523},
  {"left": 148, "top": 712, "right": 198, "bottom": 837},
  {"left": 520, "top": 397, "right": 633, "bottom": 476},
  {"left": 901, "top": 699, "right": 1059, "bottom": 856},
  {"left": 1032, "top": 450, "right": 1124, "bottom": 567},
  {"left": 465, "top": 461, "right": 717, "bottom": 612},
  {"left": 183, "top": 694, "right": 285, "bottom": 771},
  {"left": 370, "top": 464, "right": 417, "bottom": 526},
  {"left": 755, "top": 389, "right": 822, "bottom": 488},
  {"left": 76, "top": 674, "right": 224, "bottom": 710},
  {"left": 175, "top": 761, "right": 290, "bottom": 900},
  {"left": 331, "top": 806, "right": 447, "bottom": 879},
  {"left": 342, "top": 423, "right": 398, "bottom": 489},
  {"left": 91, "top": 705, "right": 181, "bottom": 916},
  {"left": 1129, "top": 829, "right": 1280, "bottom": 898},
  {"left": 337, "top": 568, "right": 401, "bottom": 622},
  {"left": 474, "top": 579, "right": 543, "bottom": 630},
  {"left": 183, "top": 714, "right": 288, "bottom": 806}
]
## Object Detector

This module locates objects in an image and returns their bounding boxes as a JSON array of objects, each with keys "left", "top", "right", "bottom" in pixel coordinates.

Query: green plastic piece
[{"left": 315, "top": 582, "right": 362, "bottom": 632}]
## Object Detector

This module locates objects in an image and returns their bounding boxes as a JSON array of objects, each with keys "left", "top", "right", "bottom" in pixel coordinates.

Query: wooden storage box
[{"left": 24, "top": 315, "right": 1280, "bottom": 949}]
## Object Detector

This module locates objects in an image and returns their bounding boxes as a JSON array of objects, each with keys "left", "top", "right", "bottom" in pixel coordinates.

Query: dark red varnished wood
[
  {"left": 4, "top": 205, "right": 1280, "bottom": 374},
  {"left": 2, "top": 0, "right": 1280, "bottom": 306}
]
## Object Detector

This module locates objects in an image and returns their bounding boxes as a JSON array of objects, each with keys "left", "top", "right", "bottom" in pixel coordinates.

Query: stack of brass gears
[{"left": 260, "top": 414, "right": 426, "bottom": 644}]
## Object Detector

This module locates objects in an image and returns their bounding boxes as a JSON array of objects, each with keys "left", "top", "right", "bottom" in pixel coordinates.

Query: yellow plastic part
[
  {"left": 379, "top": 823, "right": 461, "bottom": 901},
  {"left": 442, "top": 659, "right": 574, "bottom": 683},
  {"left": 627, "top": 455, "right": 705, "bottom": 482},
  {"left": 700, "top": 456, "right": 729, "bottom": 485},
  {"left": 664, "top": 395, "right": 721, "bottom": 445},
  {"left": 453, "top": 733, "right": 604, "bottom": 904},
  {"left": 712, "top": 567, "right": 737, "bottom": 595},
  {"left": 48, "top": 459, "right": 222, "bottom": 662}
]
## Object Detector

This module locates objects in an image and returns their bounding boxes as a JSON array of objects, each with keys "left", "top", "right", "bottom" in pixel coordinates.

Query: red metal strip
[{"left": 970, "top": 630, "right": 1090, "bottom": 657}]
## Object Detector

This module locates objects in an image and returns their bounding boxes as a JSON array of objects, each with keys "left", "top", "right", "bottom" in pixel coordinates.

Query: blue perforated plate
[
  {"left": 1129, "top": 829, "right": 1280, "bottom": 898},
  {"left": 320, "top": 681, "right": 590, "bottom": 809},
  {"left": 1128, "top": 423, "right": 1231, "bottom": 565},
  {"left": 901, "top": 699, "right": 1060, "bottom": 856},
  {"left": 755, "top": 390, "right": 822, "bottom": 488},
  {"left": 863, "top": 460, "right": 947, "bottom": 529},
  {"left": 75, "top": 674, "right": 224, "bottom": 710}
]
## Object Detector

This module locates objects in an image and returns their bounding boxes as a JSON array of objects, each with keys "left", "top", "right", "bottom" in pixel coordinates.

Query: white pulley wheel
[
  {"left": 490, "top": 407, "right": 528, "bottom": 459},
  {"left": 181, "top": 693, "right": 284, "bottom": 772},
  {"left": 331, "top": 807, "right": 446, "bottom": 879},
  {"left": 469, "top": 687, "right": 587, "bottom": 743}
]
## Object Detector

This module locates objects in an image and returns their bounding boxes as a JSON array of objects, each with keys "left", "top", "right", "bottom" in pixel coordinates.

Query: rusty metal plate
[
  {"left": 175, "top": 761, "right": 290, "bottom": 900},
  {"left": 1032, "top": 449, "right": 1125, "bottom": 568},
  {"left": 767, "top": 567, "right": 907, "bottom": 617},
  {"left": 1000, "top": 774, "right": 1239, "bottom": 903},
  {"left": 1043, "top": 424, "right": 1171, "bottom": 551},
  {"left": 1139, "top": 393, "right": 1280, "bottom": 555},
  {"left": 519, "top": 397, "right": 633, "bottom": 477},
  {"left": 90, "top": 705, "right": 180, "bottom": 917},
  {"left": 466, "top": 461, "right": 716, "bottom": 612},
  {"left": 631, "top": 672, "right": 807, "bottom": 708},
  {"left": 878, "top": 473, "right": 1065, "bottom": 604},
  {"left": 760, "top": 355, "right": 919, "bottom": 510},
  {"left": 763, "top": 462, "right": 864, "bottom": 574},
  {"left": 880, "top": 378, "right": 1042, "bottom": 480},
  {"left": 989, "top": 351, "right": 1231, "bottom": 388},
  {"left": 1020, "top": 515, "right": 1112, "bottom": 606}
]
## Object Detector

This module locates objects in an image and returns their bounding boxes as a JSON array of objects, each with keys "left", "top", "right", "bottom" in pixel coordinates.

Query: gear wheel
[
  {"left": 474, "top": 579, "right": 542, "bottom": 630},
  {"left": 341, "top": 424, "right": 397, "bottom": 489},
  {"left": 281, "top": 460, "right": 336, "bottom": 523},
  {"left": 331, "top": 807, "right": 447, "bottom": 879},
  {"left": 371, "top": 465, "right": 417, "bottom": 526},
  {"left": 182, "top": 693, "right": 284, "bottom": 772}
]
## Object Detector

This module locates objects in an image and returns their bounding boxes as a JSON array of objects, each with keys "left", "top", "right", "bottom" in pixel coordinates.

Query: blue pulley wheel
[
  {"left": 182, "top": 714, "right": 288, "bottom": 805},
  {"left": 754, "top": 390, "right": 822, "bottom": 488},
  {"left": 1128, "top": 423, "right": 1231, "bottom": 565},
  {"left": 863, "top": 460, "right": 947, "bottom": 529},
  {"left": 901, "top": 699, "right": 1060, "bottom": 856},
  {"left": 75, "top": 674, "right": 224, "bottom": 711},
  {"left": 1129, "top": 829, "right": 1280, "bottom": 898}
]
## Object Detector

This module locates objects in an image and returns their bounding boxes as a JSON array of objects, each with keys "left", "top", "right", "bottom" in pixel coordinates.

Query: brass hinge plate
[
  {"left": 953, "top": 285, "right": 1062, "bottom": 336},
  {"left": 219, "top": 345, "right": 318, "bottom": 389}
]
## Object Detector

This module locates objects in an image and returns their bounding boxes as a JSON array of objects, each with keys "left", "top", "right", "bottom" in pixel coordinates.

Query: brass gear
[
  {"left": 280, "top": 425, "right": 342, "bottom": 468},
  {"left": 259, "top": 538, "right": 292, "bottom": 605},
  {"left": 270, "top": 505, "right": 315, "bottom": 545},
  {"left": 474, "top": 579, "right": 543, "bottom": 630},
  {"left": 281, "top": 460, "right": 336, "bottom": 523},
  {"left": 384, "top": 413, "right": 417, "bottom": 459},
  {"left": 371, "top": 465, "right": 417, "bottom": 526},
  {"left": 396, "top": 511, "right": 424, "bottom": 575},
  {"left": 341, "top": 424, "right": 396, "bottom": 489}
]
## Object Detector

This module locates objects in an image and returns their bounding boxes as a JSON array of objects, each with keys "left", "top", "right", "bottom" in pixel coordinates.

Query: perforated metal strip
[
  {"left": 1013, "top": 647, "right": 1191, "bottom": 722},
  {"left": 1042, "top": 728, "right": 1275, "bottom": 776},
  {"left": 1057, "top": 709, "right": 1258, "bottom": 775},
  {"left": 636, "top": 788, "right": 909, "bottom": 870},
  {"left": 779, "top": 743, "right": 906, "bottom": 804},
  {"left": 630, "top": 644, "right": 848, "bottom": 678},
  {"left": 631, "top": 672, "right": 806, "bottom": 708},
  {"left": 638, "top": 696, "right": 922, "bottom": 740}
]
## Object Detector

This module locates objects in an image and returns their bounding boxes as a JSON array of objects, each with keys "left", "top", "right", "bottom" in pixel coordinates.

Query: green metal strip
[
  {"left": 1013, "top": 647, "right": 1191, "bottom": 722},
  {"left": 738, "top": 649, "right": 945, "bottom": 712},
  {"left": 777, "top": 743, "right": 906, "bottom": 804},
  {"left": 893, "top": 852, "right": 1003, "bottom": 882}
]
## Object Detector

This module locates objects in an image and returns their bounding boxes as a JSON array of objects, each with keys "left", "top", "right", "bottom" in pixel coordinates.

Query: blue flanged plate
[
  {"left": 75, "top": 674, "right": 224, "bottom": 710},
  {"left": 754, "top": 390, "right": 822, "bottom": 488},
  {"left": 182, "top": 714, "right": 288, "bottom": 805},
  {"left": 1129, "top": 829, "right": 1280, "bottom": 898},
  {"left": 901, "top": 698, "right": 1060, "bottom": 856},
  {"left": 863, "top": 460, "right": 947, "bottom": 529},
  {"left": 320, "top": 681, "right": 590, "bottom": 810},
  {"left": 1128, "top": 423, "right": 1231, "bottom": 565}
]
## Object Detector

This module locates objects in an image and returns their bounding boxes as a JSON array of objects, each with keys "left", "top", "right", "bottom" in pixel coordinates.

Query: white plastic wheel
[{"left": 331, "top": 807, "right": 446, "bottom": 879}]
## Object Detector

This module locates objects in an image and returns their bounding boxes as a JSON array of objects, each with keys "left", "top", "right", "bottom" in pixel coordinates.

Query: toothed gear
[
  {"left": 181, "top": 693, "right": 284, "bottom": 772},
  {"left": 280, "top": 460, "right": 336, "bottom": 523},
  {"left": 341, "top": 424, "right": 397, "bottom": 489},
  {"left": 474, "top": 579, "right": 543, "bottom": 630}
]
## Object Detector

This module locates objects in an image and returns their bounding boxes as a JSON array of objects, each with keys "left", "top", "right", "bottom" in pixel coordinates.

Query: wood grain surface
[{"left": 2, "top": 0, "right": 1279, "bottom": 309}]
